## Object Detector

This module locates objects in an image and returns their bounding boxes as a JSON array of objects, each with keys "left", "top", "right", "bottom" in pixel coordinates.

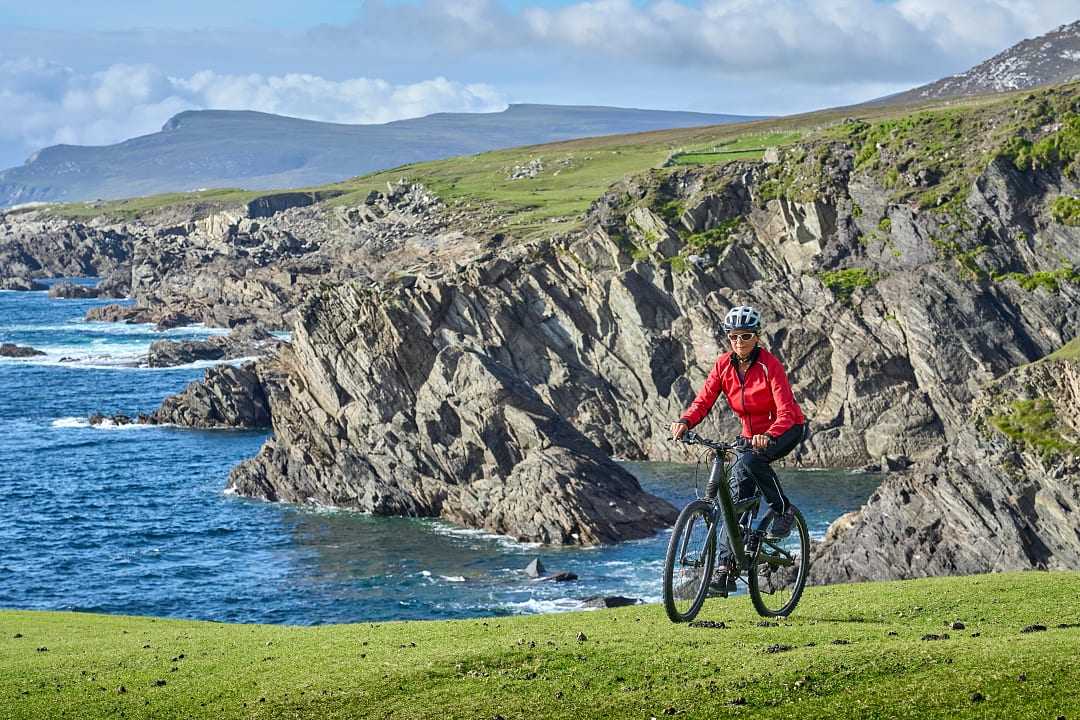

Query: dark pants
[
  {"left": 729, "top": 423, "right": 805, "bottom": 516},
  {"left": 717, "top": 424, "right": 804, "bottom": 570}
]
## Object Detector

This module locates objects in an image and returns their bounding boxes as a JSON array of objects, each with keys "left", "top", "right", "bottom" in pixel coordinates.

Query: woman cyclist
[{"left": 670, "top": 305, "right": 806, "bottom": 589}]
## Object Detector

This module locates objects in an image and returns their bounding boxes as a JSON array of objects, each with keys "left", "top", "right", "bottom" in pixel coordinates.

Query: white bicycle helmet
[{"left": 723, "top": 305, "right": 762, "bottom": 332}]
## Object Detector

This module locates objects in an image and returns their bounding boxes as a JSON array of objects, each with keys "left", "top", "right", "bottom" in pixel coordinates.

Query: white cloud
[
  {"left": 0, "top": 59, "right": 506, "bottom": 166},
  {"left": 519, "top": 0, "right": 1079, "bottom": 82},
  {"left": 1, "top": 1, "right": 1077, "bottom": 166}
]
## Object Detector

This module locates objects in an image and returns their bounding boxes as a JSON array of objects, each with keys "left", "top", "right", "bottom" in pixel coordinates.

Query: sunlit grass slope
[
  {"left": 2, "top": 571, "right": 1079, "bottom": 719},
  {"left": 38, "top": 86, "right": 1042, "bottom": 239}
]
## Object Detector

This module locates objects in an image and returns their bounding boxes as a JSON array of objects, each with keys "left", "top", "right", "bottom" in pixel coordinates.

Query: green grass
[
  {"left": 38, "top": 84, "right": 1069, "bottom": 235},
  {"left": 819, "top": 268, "right": 879, "bottom": 303},
  {"left": 2, "top": 572, "right": 1080, "bottom": 719},
  {"left": 992, "top": 263, "right": 1080, "bottom": 292},
  {"left": 989, "top": 398, "right": 1079, "bottom": 458},
  {"left": 1048, "top": 337, "right": 1080, "bottom": 361},
  {"left": 668, "top": 132, "right": 802, "bottom": 166},
  {"left": 43, "top": 187, "right": 263, "bottom": 221},
  {"left": 1050, "top": 195, "right": 1080, "bottom": 225}
]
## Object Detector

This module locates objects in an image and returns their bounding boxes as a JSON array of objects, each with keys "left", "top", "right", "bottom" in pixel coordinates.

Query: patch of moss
[
  {"left": 992, "top": 263, "right": 1080, "bottom": 292},
  {"left": 999, "top": 112, "right": 1080, "bottom": 178},
  {"left": 656, "top": 199, "right": 684, "bottom": 226},
  {"left": 1050, "top": 195, "right": 1080, "bottom": 226},
  {"left": 851, "top": 202, "right": 863, "bottom": 218},
  {"left": 819, "top": 267, "right": 879, "bottom": 303},
  {"left": 989, "top": 397, "right": 1079, "bottom": 458},
  {"left": 878, "top": 217, "right": 892, "bottom": 233},
  {"left": 666, "top": 255, "right": 689, "bottom": 274},
  {"left": 685, "top": 217, "right": 743, "bottom": 251},
  {"left": 1048, "top": 337, "right": 1080, "bottom": 361},
  {"left": 955, "top": 245, "right": 988, "bottom": 280}
]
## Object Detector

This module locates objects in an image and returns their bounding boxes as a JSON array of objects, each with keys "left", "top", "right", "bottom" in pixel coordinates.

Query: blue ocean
[{"left": 0, "top": 281, "right": 881, "bottom": 625}]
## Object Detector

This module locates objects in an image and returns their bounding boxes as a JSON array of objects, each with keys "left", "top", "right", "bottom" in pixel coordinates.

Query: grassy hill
[
  {"left": 34, "top": 82, "right": 1056, "bottom": 244},
  {"left": 0, "top": 105, "right": 760, "bottom": 208},
  {"left": 2, "top": 571, "right": 1079, "bottom": 719}
]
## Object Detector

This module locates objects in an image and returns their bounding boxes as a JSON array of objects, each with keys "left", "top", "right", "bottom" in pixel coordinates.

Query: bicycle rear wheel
[
  {"left": 663, "top": 499, "right": 716, "bottom": 623},
  {"left": 747, "top": 506, "right": 809, "bottom": 618}
]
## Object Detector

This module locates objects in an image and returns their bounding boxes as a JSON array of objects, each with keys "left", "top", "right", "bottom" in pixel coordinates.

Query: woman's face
[{"left": 727, "top": 330, "right": 758, "bottom": 358}]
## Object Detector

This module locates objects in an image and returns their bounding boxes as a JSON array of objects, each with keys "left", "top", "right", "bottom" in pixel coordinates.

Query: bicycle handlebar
[{"left": 678, "top": 430, "right": 740, "bottom": 452}]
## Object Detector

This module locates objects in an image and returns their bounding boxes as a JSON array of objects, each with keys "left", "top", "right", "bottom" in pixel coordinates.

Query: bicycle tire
[
  {"left": 662, "top": 499, "right": 716, "bottom": 623},
  {"left": 747, "top": 506, "right": 810, "bottom": 618}
]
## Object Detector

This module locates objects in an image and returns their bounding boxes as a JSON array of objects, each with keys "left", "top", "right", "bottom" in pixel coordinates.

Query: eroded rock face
[
  {"left": 48, "top": 281, "right": 100, "bottom": 299},
  {"left": 146, "top": 326, "right": 282, "bottom": 367},
  {"left": 151, "top": 361, "right": 274, "bottom": 428},
  {"left": 0, "top": 276, "right": 45, "bottom": 291},
  {"left": 811, "top": 352, "right": 1080, "bottom": 583},
  {"left": 0, "top": 343, "right": 45, "bottom": 357},
  {"left": 227, "top": 295, "right": 678, "bottom": 545}
]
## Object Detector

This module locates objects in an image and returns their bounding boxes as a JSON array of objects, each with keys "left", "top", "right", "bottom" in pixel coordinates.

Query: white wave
[
  {"left": 440, "top": 575, "right": 467, "bottom": 583},
  {"left": 1, "top": 321, "right": 227, "bottom": 336},
  {"left": 50, "top": 416, "right": 173, "bottom": 431},
  {"left": 52, "top": 416, "right": 90, "bottom": 428},
  {"left": 418, "top": 570, "right": 433, "bottom": 577},
  {"left": 425, "top": 520, "right": 543, "bottom": 550},
  {"left": 501, "top": 597, "right": 590, "bottom": 615}
]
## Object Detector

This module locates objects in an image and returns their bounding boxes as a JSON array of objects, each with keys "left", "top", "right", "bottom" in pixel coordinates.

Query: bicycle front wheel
[
  {"left": 747, "top": 505, "right": 810, "bottom": 618},
  {"left": 662, "top": 499, "right": 716, "bottom": 623}
]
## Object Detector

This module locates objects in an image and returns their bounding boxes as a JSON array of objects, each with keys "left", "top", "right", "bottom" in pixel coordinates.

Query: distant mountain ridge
[
  {"left": 876, "top": 20, "right": 1080, "bottom": 105},
  {"left": 0, "top": 104, "right": 760, "bottom": 208}
]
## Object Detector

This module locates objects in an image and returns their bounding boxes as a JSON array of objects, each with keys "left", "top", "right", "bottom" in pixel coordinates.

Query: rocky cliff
[
  {"left": 222, "top": 87, "right": 1079, "bottom": 552},
  {"left": 812, "top": 342, "right": 1080, "bottom": 582},
  {"left": 8, "top": 84, "right": 1080, "bottom": 557}
]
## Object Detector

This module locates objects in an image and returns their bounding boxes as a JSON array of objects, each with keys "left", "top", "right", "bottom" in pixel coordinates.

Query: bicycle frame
[{"left": 703, "top": 450, "right": 765, "bottom": 575}]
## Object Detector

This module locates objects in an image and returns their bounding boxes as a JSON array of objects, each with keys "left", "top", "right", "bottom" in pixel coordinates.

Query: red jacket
[{"left": 681, "top": 346, "right": 805, "bottom": 438}]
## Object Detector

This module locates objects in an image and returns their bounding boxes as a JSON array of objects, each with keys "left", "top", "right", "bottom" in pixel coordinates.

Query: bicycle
[{"left": 662, "top": 430, "right": 810, "bottom": 622}]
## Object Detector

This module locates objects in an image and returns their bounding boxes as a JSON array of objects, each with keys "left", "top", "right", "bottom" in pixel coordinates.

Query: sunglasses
[{"left": 727, "top": 332, "right": 757, "bottom": 342}]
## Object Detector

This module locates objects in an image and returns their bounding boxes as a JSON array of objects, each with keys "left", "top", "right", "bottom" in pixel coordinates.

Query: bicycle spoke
[{"left": 663, "top": 501, "right": 716, "bottom": 622}]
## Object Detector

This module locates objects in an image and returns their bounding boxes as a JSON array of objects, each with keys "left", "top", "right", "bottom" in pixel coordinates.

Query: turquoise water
[{"left": 0, "top": 282, "right": 881, "bottom": 624}]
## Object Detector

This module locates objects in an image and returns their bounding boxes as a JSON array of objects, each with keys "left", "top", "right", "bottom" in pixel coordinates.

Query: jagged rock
[
  {"left": 48, "top": 281, "right": 99, "bottom": 299},
  {"left": 155, "top": 311, "right": 198, "bottom": 330},
  {"left": 95, "top": 267, "right": 131, "bottom": 298},
  {"left": 88, "top": 413, "right": 141, "bottom": 426},
  {"left": 84, "top": 304, "right": 158, "bottom": 324},
  {"left": 0, "top": 343, "right": 45, "bottom": 357},
  {"left": 228, "top": 330, "right": 677, "bottom": 545},
  {"left": 509, "top": 158, "right": 543, "bottom": 180},
  {"left": 0, "top": 276, "right": 46, "bottom": 291},
  {"left": 146, "top": 326, "right": 282, "bottom": 367},
  {"left": 524, "top": 559, "right": 546, "bottom": 578},
  {"left": 581, "top": 596, "right": 640, "bottom": 608},
  {"left": 540, "top": 572, "right": 579, "bottom": 582},
  {"left": 150, "top": 361, "right": 274, "bottom": 429},
  {"left": 812, "top": 349, "right": 1080, "bottom": 583}
]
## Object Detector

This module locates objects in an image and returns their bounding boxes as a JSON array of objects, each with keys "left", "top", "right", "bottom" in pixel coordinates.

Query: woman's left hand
[{"left": 751, "top": 434, "right": 771, "bottom": 450}]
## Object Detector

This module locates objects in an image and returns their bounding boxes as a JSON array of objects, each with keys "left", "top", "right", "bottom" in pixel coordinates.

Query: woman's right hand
[{"left": 670, "top": 421, "right": 688, "bottom": 441}]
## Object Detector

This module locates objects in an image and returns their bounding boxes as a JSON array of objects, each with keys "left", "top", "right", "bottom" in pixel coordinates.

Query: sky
[{"left": 0, "top": 0, "right": 1078, "bottom": 168}]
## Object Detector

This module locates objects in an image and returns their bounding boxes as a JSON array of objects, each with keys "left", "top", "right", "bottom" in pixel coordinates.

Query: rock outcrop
[
  {"left": 150, "top": 361, "right": 277, "bottom": 429},
  {"left": 0, "top": 343, "right": 45, "bottom": 357},
  {"left": 812, "top": 344, "right": 1080, "bottom": 582},
  {"left": 11, "top": 85, "right": 1080, "bottom": 556},
  {"left": 228, "top": 326, "right": 678, "bottom": 544},
  {"left": 0, "top": 276, "right": 45, "bottom": 291},
  {"left": 146, "top": 326, "right": 283, "bottom": 367},
  {"left": 48, "top": 281, "right": 100, "bottom": 299}
]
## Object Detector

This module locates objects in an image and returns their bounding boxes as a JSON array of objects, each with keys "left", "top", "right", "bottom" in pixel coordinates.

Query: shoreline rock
[
  {"left": 146, "top": 326, "right": 283, "bottom": 368},
  {"left": 48, "top": 281, "right": 100, "bottom": 299},
  {"left": 0, "top": 343, "right": 46, "bottom": 357},
  {"left": 1, "top": 277, "right": 47, "bottom": 291},
  {"left": 149, "top": 361, "right": 275, "bottom": 429},
  {"left": 228, "top": 336, "right": 678, "bottom": 545}
]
